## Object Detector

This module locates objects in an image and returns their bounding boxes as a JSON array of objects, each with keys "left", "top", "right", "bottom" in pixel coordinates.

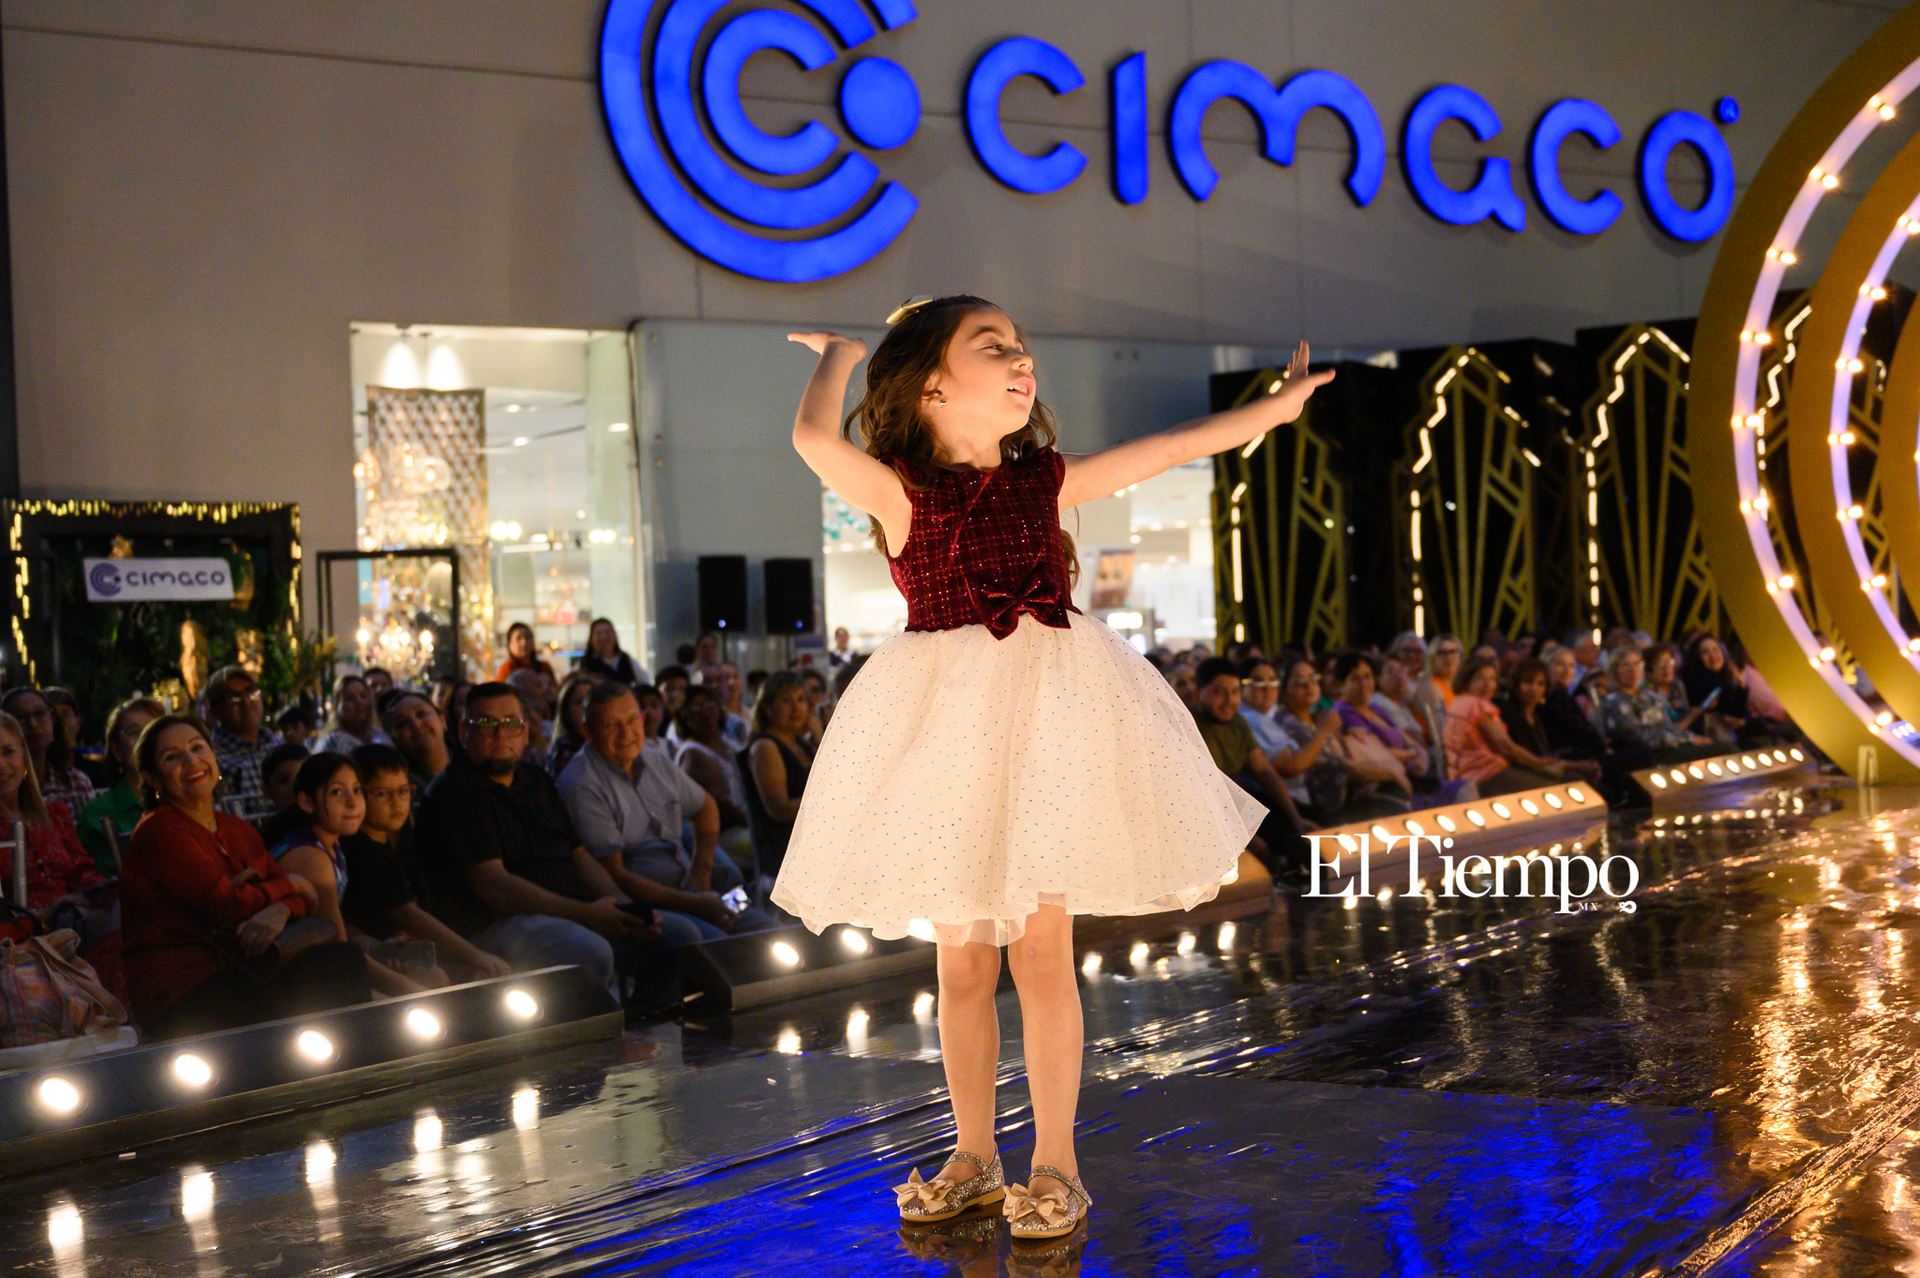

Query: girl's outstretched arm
[
  {"left": 1058, "top": 341, "right": 1335, "bottom": 510},
  {"left": 786, "top": 331, "right": 909, "bottom": 537}
]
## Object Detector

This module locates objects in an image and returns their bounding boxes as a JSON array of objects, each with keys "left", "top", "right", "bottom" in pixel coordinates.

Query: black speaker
[
  {"left": 764, "top": 558, "right": 815, "bottom": 635},
  {"left": 698, "top": 555, "right": 748, "bottom": 633}
]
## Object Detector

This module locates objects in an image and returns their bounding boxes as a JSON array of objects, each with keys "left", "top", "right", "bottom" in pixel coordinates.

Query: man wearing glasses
[
  {"left": 416, "top": 683, "right": 678, "bottom": 1011},
  {"left": 204, "top": 665, "right": 283, "bottom": 808}
]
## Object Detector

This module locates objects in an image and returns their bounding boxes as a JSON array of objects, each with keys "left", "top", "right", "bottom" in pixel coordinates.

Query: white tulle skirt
[{"left": 770, "top": 610, "right": 1268, "bottom": 948}]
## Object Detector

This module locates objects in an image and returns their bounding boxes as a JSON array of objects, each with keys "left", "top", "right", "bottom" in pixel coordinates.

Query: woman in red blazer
[{"left": 120, "top": 715, "right": 371, "bottom": 1039}]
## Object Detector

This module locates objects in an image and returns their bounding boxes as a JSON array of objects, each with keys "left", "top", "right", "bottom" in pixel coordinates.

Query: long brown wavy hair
[{"left": 845, "top": 295, "right": 1078, "bottom": 584}]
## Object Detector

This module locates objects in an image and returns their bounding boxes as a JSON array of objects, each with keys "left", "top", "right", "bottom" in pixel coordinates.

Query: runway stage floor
[{"left": 8, "top": 780, "right": 1920, "bottom": 1276}]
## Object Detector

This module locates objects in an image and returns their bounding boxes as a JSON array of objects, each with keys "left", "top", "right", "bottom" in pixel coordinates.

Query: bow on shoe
[
  {"left": 1003, "top": 1182, "right": 1070, "bottom": 1227},
  {"left": 894, "top": 1168, "right": 957, "bottom": 1212},
  {"left": 965, "top": 560, "right": 1071, "bottom": 640}
]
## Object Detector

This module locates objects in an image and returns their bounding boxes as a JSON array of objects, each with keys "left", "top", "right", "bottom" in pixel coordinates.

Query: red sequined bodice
[{"left": 881, "top": 446, "right": 1080, "bottom": 640}]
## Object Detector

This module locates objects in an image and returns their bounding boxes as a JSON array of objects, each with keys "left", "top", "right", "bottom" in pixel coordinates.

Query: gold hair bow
[{"left": 886, "top": 295, "right": 936, "bottom": 325}]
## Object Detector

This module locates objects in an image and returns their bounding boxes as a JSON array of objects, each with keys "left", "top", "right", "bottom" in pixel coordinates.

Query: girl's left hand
[{"left": 1268, "top": 341, "right": 1337, "bottom": 424}]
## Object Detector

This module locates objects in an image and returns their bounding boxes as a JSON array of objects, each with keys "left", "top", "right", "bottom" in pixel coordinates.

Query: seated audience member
[
  {"left": 1407, "top": 636, "right": 1463, "bottom": 737},
  {"left": 1263, "top": 659, "right": 1351, "bottom": 822},
  {"left": 1167, "top": 662, "right": 1199, "bottom": 707},
  {"left": 264, "top": 752, "right": 439, "bottom": 996},
  {"left": 694, "top": 630, "right": 722, "bottom": 667},
  {"left": 121, "top": 715, "right": 369, "bottom": 1039},
  {"left": 654, "top": 666, "right": 691, "bottom": 735},
  {"left": 43, "top": 688, "right": 104, "bottom": 787},
  {"left": 1600, "top": 647, "right": 1718, "bottom": 761},
  {"left": 79, "top": 696, "right": 166, "bottom": 875},
  {"left": 3, "top": 686, "right": 96, "bottom": 817},
  {"left": 506, "top": 669, "right": 557, "bottom": 754},
  {"left": 415, "top": 683, "right": 675, "bottom": 1007},
  {"left": 1444, "top": 657, "right": 1562, "bottom": 797},
  {"left": 1334, "top": 652, "right": 1468, "bottom": 807},
  {"left": 1189, "top": 657, "right": 1312, "bottom": 871},
  {"left": 1388, "top": 632, "right": 1428, "bottom": 680},
  {"left": 548, "top": 672, "right": 601, "bottom": 778},
  {"left": 580, "top": 618, "right": 646, "bottom": 686},
  {"left": 674, "top": 684, "right": 759, "bottom": 883},
  {"left": 1370, "top": 656, "right": 1430, "bottom": 749},
  {"left": 674, "top": 642, "right": 699, "bottom": 668},
  {"left": 1576, "top": 670, "right": 1612, "bottom": 728},
  {"left": 383, "top": 689, "right": 452, "bottom": 792},
  {"left": 314, "top": 674, "right": 390, "bottom": 755},
  {"left": 1683, "top": 635, "right": 1792, "bottom": 745},
  {"left": 558, "top": 682, "right": 777, "bottom": 944},
  {"left": 746, "top": 668, "right": 771, "bottom": 706},
  {"left": 741, "top": 672, "right": 816, "bottom": 878},
  {"left": 430, "top": 676, "right": 460, "bottom": 717},
  {"left": 1647, "top": 644, "right": 1697, "bottom": 723},
  {"left": 705, "top": 662, "right": 750, "bottom": 750},
  {"left": 495, "top": 621, "right": 557, "bottom": 683},
  {"left": 0, "top": 710, "right": 118, "bottom": 962},
  {"left": 274, "top": 703, "right": 318, "bottom": 748},
  {"left": 202, "top": 665, "right": 284, "bottom": 811},
  {"left": 799, "top": 666, "right": 835, "bottom": 743},
  {"left": 364, "top": 667, "right": 394, "bottom": 700},
  {"left": 346, "top": 744, "right": 510, "bottom": 982},
  {"left": 1499, "top": 659, "right": 1602, "bottom": 783},
  {"left": 260, "top": 742, "right": 310, "bottom": 815},
  {"left": 1565, "top": 629, "right": 1605, "bottom": 685}
]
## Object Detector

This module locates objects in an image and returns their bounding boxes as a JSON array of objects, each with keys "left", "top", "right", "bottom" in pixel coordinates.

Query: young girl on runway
[{"left": 772, "top": 296, "right": 1333, "bottom": 1240}]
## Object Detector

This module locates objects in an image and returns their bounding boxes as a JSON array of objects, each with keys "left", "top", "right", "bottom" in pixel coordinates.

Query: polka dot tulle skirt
[{"left": 770, "top": 610, "right": 1268, "bottom": 948}]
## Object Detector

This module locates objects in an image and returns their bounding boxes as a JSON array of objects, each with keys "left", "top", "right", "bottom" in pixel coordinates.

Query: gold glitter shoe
[
  {"left": 895, "top": 1149, "right": 1005, "bottom": 1224},
  {"left": 1004, "top": 1165, "right": 1092, "bottom": 1240}
]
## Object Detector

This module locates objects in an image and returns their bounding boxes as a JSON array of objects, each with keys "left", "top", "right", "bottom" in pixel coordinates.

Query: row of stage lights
[
  {"left": 1324, "top": 782, "right": 1598, "bottom": 857},
  {"left": 29, "top": 987, "right": 546, "bottom": 1122},
  {"left": 1646, "top": 747, "right": 1807, "bottom": 790}
]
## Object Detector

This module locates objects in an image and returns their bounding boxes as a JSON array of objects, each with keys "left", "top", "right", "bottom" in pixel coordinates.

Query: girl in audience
[
  {"left": 121, "top": 715, "right": 369, "bottom": 1039},
  {"left": 79, "top": 696, "right": 165, "bottom": 875},
  {"left": 743, "top": 671, "right": 813, "bottom": 878},
  {"left": 313, "top": 674, "right": 390, "bottom": 755},
  {"left": 494, "top": 621, "right": 556, "bottom": 683},
  {"left": 1444, "top": 657, "right": 1564, "bottom": 796},
  {"left": 547, "top": 671, "right": 602, "bottom": 777},
  {"left": 1683, "top": 635, "right": 1792, "bottom": 745},
  {"left": 675, "top": 684, "right": 759, "bottom": 883},
  {"left": 1498, "top": 660, "right": 1603, "bottom": 783},
  {"left": 265, "top": 752, "right": 435, "bottom": 997},
  {"left": 1, "top": 686, "right": 96, "bottom": 817},
  {"left": 776, "top": 300, "right": 1330, "bottom": 1239},
  {"left": 580, "top": 618, "right": 646, "bottom": 686}
]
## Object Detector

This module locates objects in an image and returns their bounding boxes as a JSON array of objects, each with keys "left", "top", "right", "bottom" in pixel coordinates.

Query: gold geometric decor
[
  {"left": 1578, "top": 325, "right": 1721, "bottom": 643},
  {"left": 1689, "top": 2, "right": 1920, "bottom": 781},
  {"left": 1212, "top": 367, "right": 1349, "bottom": 653},
  {"left": 1400, "top": 347, "right": 1536, "bottom": 640}
]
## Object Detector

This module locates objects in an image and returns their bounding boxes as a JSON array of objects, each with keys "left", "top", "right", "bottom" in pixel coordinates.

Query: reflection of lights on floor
[
  {"left": 181, "top": 1171, "right": 215, "bottom": 1223},
  {"left": 776, "top": 1026, "right": 802, "bottom": 1054},
  {"left": 1217, "top": 922, "right": 1236, "bottom": 952},
  {"left": 46, "top": 1201, "right": 82, "bottom": 1251},
  {"left": 1176, "top": 932, "right": 1196, "bottom": 956},
  {"left": 912, "top": 991, "right": 936, "bottom": 1021},
  {"left": 847, "top": 1006, "right": 870, "bottom": 1054},
  {"left": 414, "top": 1112, "right": 444, "bottom": 1153},
  {"left": 1129, "top": 942, "right": 1150, "bottom": 970},
  {"left": 512, "top": 1088, "right": 540, "bottom": 1131},
  {"left": 1081, "top": 951, "right": 1102, "bottom": 977},
  {"left": 304, "top": 1141, "right": 336, "bottom": 1185}
]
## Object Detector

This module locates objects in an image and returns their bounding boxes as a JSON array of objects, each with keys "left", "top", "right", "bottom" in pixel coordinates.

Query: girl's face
[
  {"left": 928, "top": 310, "right": 1037, "bottom": 441},
  {"left": 264, "top": 758, "right": 302, "bottom": 812},
  {"left": 1517, "top": 671, "right": 1548, "bottom": 708},
  {"left": 590, "top": 621, "right": 616, "bottom": 657},
  {"left": 1699, "top": 638, "right": 1725, "bottom": 671},
  {"left": 146, "top": 725, "right": 220, "bottom": 807},
  {"left": 299, "top": 765, "right": 365, "bottom": 838},
  {"left": 772, "top": 686, "right": 811, "bottom": 733},
  {"left": 1170, "top": 667, "right": 1197, "bottom": 704}
]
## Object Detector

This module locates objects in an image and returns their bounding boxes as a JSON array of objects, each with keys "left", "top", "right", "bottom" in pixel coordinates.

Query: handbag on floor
[{"left": 0, "top": 927, "right": 128, "bottom": 1048}]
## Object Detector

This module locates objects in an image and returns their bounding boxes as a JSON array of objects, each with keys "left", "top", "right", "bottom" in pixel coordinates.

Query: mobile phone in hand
[
  {"left": 1702, "top": 687, "right": 1722, "bottom": 709},
  {"left": 721, "top": 887, "right": 750, "bottom": 914},
  {"left": 617, "top": 901, "right": 656, "bottom": 926}
]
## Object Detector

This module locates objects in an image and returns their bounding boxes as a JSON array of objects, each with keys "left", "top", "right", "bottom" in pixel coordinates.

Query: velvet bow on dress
[{"left": 964, "top": 558, "right": 1073, "bottom": 641}]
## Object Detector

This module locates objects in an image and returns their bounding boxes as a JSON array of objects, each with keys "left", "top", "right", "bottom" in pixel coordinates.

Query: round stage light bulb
[
  {"left": 839, "top": 929, "right": 870, "bottom": 954},
  {"left": 1878, "top": 711, "right": 1895, "bottom": 726},
  {"left": 1669, "top": 769, "right": 1687, "bottom": 784},
  {"left": 1404, "top": 819, "right": 1425, "bottom": 837},
  {"left": 503, "top": 989, "right": 540, "bottom": 1020},
  {"left": 1742, "top": 756, "right": 1757, "bottom": 768},
  {"left": 36, "top": 1077, "right": 80, "bottom": 1115},
  {"left": 1466, "top": 809, "right": 1487, "bottom": 827},
  {"left": 1370, "top": 825, "right": 1392, "bottom": 842},
  {"left": 295, "top": 1030, "right": 335, "bottom": 1063},
  {"left": 1545, "top": 793, "right": 1564, "bottom": 809},
  {"left": 1491, "top": 803, "right": 1512, "bottom": 820},
  {"left": 1436, "top": 815, "right": 1456, "bottom": 832},
  {"left": 405, "top": 1008, "right": 443, "bottom": 1041},
  {"left": 1688, "top": 765, "right": 1705, "bottom": 779},
  {"left": 771, "top": 941, "right": 802, "bottom": 967},
  {"left": 1789, "top": 748, "right": 1806, "bottom": 762},
  {"left": 171, "top": 1053, "right": 214, "bottom": 1088},
  {"left": 1520, "top": 799, "right": 1540, "bottom": 816},
  {"left": 1651, "top": 774, "right": 1668, "bottom": 788},
  {"left": 1708, "top": 762, "right": 1724, "bottom": 776}
]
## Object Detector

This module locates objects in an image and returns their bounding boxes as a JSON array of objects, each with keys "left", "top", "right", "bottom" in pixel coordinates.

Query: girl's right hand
[
  {"left": 787, "top": 331, "right": 867, "bottom": 360},
  {"left": 238, "top": 902, "right": 291, "bottom": 956}
]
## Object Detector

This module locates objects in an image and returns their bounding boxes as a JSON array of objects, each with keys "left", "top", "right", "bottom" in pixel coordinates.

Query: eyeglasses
[
  {"left": 466, "top": 716, "right": 527, "bottom": 734},
  {"left": 1433, "top": 646, "right": 1462, "bottom": 657},
  {"left": 366, "top": 785, "right": 414, "bottom": 803},
  {"left": 1239, "top": 679, "right": 1279, "bottom": 690}
]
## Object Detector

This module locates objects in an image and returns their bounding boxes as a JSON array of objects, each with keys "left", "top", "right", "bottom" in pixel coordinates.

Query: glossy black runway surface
[{"left": 10, "top": 780, "right": 1920, "bottom": 1276}]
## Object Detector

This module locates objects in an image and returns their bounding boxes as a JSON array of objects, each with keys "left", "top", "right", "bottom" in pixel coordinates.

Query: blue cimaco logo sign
[{"left": 599, "top": 0, "right": 1738, "bottom": 282}]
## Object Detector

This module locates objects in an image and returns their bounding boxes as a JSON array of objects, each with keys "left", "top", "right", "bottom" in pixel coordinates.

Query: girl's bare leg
[
  {"left": 934, "top": 938, "right": 1003, "bottom": 1181},
  {"left": 1005, "top": 903, "right": 1082, "bottom": 1196}
]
